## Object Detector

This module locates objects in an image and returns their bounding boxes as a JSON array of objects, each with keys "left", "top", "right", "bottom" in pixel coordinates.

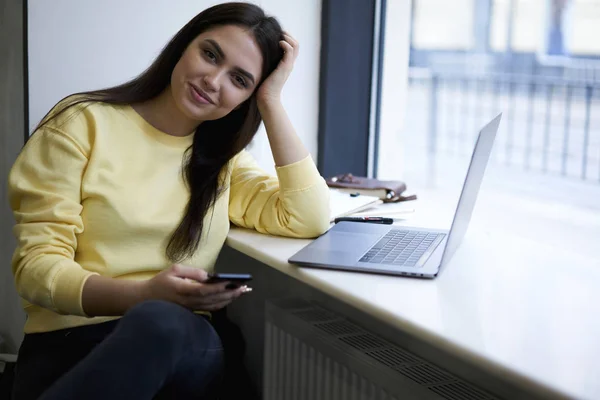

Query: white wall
[{"left": 28, "top": 0, "right": 322, "bottom": 173}]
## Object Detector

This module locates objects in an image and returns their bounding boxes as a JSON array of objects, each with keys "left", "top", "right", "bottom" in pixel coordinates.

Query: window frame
[{"left": 317, "top": 0, "right": 387, "bottom": 178}]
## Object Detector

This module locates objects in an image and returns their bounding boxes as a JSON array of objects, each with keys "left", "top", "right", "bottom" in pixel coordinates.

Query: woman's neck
[{"left": 132, "top": 87, "right": 199, "bottom": 137}]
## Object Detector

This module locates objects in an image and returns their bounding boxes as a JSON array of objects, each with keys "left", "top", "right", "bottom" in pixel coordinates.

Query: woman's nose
[{"left": 203, "top": 71, "right": 221, "bottom": 92}]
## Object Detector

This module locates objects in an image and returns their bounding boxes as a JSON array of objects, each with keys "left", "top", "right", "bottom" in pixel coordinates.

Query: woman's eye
[
  {"left": 234, "top": 75, "right": 247, "bottom": 88},
  {"left": 204, "top": 50, "right": 216, "bottom": 61}
]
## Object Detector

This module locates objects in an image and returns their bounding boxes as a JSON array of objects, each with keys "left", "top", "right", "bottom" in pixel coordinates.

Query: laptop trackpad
[{"left": 310, "top": 231, "right": 380, "bottom": 253}]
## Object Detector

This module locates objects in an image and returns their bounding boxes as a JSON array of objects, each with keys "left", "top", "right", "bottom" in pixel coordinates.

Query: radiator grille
[
  {"left": 395, "top": 364, "right": 455, "bottom": 385},
  {"left": 339, "top": 333, "right": 389, "bottom": 351},
  {"left": 430, "top": 381, "right": 496, "bottom": 400},
  {"left": 264, "top": 322, "right": 400, "bottom": 400},
  {"left": 264, "top": 299, "right": 500, "bottom": 400},
  {"left": 293, "top": 308, "right": 337, "bottom": 323},
  {"left": 314, "top": 321, "right": 362, "bottom": 336},
  {"left": 366, "top": 348, "right": 419, "bottom": 367}
]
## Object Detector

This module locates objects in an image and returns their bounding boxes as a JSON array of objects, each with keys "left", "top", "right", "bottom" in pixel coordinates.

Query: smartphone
[{"left": 205, "top": 273, "right": 253, "bottom": 289}]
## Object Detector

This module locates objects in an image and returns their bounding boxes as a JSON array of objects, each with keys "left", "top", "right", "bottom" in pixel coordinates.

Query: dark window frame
[
  {"left": 317, "top": 0, "right": 387, "bottom": 178},
  {"left": 23, "top": 0, "right": 29, "bottom": 143}
]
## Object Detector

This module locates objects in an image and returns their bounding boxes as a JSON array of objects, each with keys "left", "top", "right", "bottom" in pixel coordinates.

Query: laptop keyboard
[{"left": 359, "top": 230, "right": 445, "bottom": 267}]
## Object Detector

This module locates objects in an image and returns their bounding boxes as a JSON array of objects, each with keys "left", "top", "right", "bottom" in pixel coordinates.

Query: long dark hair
[{"left": 35, "top": 2, "right": 284, "bottom": 262}]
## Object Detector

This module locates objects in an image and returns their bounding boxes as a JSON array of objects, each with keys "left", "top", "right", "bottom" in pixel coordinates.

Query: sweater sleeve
[
  {"left": 9, "top": 122, "right": 98, "bottom": 317},
  {"left": 228, "top": 150, "right": 330, "bottom": 238}
]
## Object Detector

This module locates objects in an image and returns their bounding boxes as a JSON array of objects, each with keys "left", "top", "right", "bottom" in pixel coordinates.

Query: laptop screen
[{"left": 440, "top": 114, "right": 502, "bottom": 267}]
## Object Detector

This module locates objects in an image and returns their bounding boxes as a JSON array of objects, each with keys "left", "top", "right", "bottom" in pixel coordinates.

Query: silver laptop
[{"left": 289, "top": 114, "right": 502, "bottom": 279}]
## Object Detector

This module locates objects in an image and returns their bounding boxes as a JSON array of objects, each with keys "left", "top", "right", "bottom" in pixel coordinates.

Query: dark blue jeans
[{"left": 11, "top": 300, "right": 226, "bottom": 400}]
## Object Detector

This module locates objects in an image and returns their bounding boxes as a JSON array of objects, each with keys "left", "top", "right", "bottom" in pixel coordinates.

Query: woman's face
[{"left": 170, "top": 25, "right": 264, "bottom": 122}]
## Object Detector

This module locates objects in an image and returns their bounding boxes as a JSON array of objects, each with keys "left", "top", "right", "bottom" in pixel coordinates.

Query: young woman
[{"left": 8, "top": 2, "right": 329, "bottom": 399}]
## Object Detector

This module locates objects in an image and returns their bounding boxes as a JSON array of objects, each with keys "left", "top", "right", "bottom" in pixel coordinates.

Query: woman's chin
[
  {"left": 178, "top": 98, "right": 231, "bottom": 122},
  {"left": 179, "top": 99, "right": 210, "bottom": 122}
]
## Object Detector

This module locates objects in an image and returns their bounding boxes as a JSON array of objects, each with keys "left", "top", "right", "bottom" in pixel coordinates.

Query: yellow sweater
[{"left": 9, "top": 101, "right": 330, "bottom": 333}]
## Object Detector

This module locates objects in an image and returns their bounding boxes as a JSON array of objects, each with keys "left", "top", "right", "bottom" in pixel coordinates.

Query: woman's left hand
[{"left": 257, "top": 32, "right": 299, "bottom": 107}]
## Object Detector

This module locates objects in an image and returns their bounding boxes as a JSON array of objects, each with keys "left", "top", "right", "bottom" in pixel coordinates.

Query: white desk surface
[{"left": 226, "top": 186, "right": 600, "bottom": 400}]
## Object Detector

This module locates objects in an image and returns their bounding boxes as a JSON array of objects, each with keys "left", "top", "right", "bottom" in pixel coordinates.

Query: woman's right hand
[{"left": 141, "top": 264, "right": 247, "bottom": 312}]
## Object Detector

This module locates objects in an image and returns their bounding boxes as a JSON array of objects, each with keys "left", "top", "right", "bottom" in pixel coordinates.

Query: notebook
[{"left": 329, "top": 189, "right": 382, "bottom": 222}]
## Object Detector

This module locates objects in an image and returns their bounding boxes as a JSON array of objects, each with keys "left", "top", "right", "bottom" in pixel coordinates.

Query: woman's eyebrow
[
  {"left": 204, "top": 39, "right": 256, "bottom": 85},
  {"left": 205, "top": 39, "right": 226, "bottom": 59}
]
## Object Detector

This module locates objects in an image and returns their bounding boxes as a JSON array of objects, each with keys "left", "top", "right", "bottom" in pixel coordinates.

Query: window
[
  {"left": 490, "top": 0, "right": 545, "bottom": 52},
  {"left": 412, "top": 0, "right": 475, "bottom": 50},
  {"left": 490, "top": 0, "right": 600, "bottom": 56},
  {"left": 568, "top": 0, "right": 600, "bottom": 55},
  {"left": 374, "top": 0, "right": 600, "bottom": 263}
]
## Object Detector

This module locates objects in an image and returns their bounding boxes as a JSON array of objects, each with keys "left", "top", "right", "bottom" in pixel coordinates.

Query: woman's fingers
[
  {"left": 162, "top": 264, "right": 250, "bottom": 311},
  {"left": 280, "top": 40, "right": 295, "bottom": 65},
  {"left": 203, "top": 299, "right": 234, "bottom": 312},
  {"left": 282, "top": 33, "right": 299, "bottom": 62},
  {"left": 176, "top": 278, "right": 229, "bottom": 297},
  {"left": 283, "top": 32, "right": 299, "bottom": 49},
  {"left": 186, "top": 286, "right": 248, "bottom": 310},
  {"left": 202, "top": 286, "right": 245, "bottom": 303}
]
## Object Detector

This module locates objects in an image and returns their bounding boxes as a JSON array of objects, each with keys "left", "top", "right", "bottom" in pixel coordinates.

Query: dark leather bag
[{"left": 326, "top": 173, "right": 416, "bottom": 203}]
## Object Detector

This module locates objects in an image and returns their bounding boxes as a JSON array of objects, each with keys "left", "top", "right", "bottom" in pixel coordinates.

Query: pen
[{"left": 334, "top": 216, "right": 394, "bottom": 225}]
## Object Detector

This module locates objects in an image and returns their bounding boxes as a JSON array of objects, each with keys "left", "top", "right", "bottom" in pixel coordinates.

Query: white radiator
[{"left": 263, "top": 299, "right": 499, "bottom": 400}]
